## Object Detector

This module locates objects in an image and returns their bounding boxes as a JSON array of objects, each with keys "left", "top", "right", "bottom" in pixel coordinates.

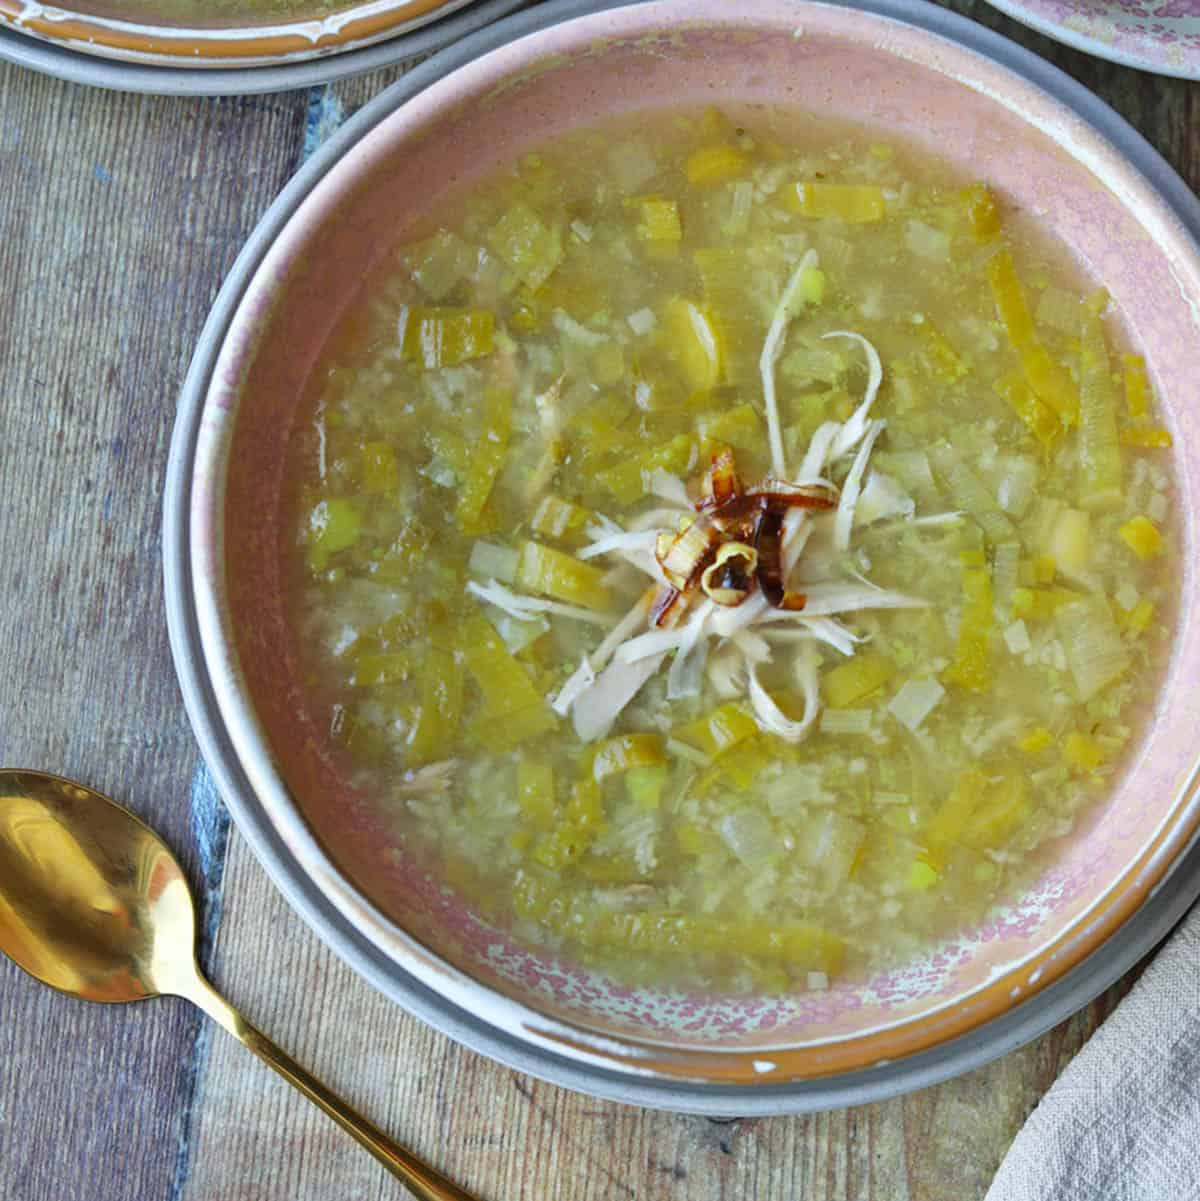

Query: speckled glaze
[
  {"left": 174, "top": 0, "right": 1200, "bottom": 1101},
  {"left": 0, "top": 0, "right": 472, "bottom": 66},
  {"left": 982, "top": 0, "right": 1200, "bottom": 78}
]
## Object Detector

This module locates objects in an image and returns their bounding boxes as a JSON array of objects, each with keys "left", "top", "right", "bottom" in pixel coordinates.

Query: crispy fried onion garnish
[{"left": 649, "top": 452, "right": 836, "bottom": 626}]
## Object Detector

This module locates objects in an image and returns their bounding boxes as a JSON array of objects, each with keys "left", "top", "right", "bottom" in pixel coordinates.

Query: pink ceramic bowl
[{"left": 168, "top": 0, "right": 1200, "bottom": 1110}]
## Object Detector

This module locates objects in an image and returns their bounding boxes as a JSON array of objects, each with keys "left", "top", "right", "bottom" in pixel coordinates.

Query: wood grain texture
[
  {"left": 0, "top": 70, "right": 309, "bottom": 1201},
  {"left": 1, "top": 2, "right": 1198, "bottom": 1199}
]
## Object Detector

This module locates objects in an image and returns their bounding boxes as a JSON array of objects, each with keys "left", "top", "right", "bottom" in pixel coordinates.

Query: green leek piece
[
  {"left": 823, "top": 653, "right": 895, "bottom": 708},
  {"left": 693, "top": 247, "right": 758, "bottom": 388},
  {"left": 998, "top": 373, "right": 1059, "bottom": 451},
  {"left": 944, "top": 562, "right": 994, "bottom": 692},
  {"left": 685, "top": 143, "right": 749, "bottom": 185},
  {"left": 461, "top": 613, "right": 555, "bottom": 750},
  {"left": 921, "top": 769, "right": 986, "bottom": 869},
  {"left": 307, "top": 498, "right": 361, "bottom": 572},
  {"left": 530, "top": 494, "right": 591, "bottom": 542},
  {"left": 517, "top": 760, "right": 556, "bottom": 829},
  {"left": 408, "top": 639, "right": 465, "bottom": 766},
  {"left": 662, "top": 298, "right": 723, "bottom": 392},
  {"left": 674, "top": 702, "right": 758, "bottom": 758},
  {"left": 516, "top": 540, "right": 614, "bottom": 610},
  {"left": 400, "top": 306, "right": 495, "bottom": 369},
  {"left": 790, "top": 182, "right": 885, "bottom": 223},
  {"left": 1123, "top": 353, "right": 1151, "bottom": 419},
  {"left": 361, "top": 441, "right": 401, "bottom": 494},
  {"left": 698, "top": 402, "right": 765, "bottom": 454},
  {"left": 962, "top": 183, "right": 1001, "bottom": 242},
  {"left": 402, "top": 230, "right": 475, "bottom": 301},
  {"left": 531, "top": 777, "right": 604, "bottom": 869},
  {"left": 929, "top": 444, "right": 1018, "bottom": 546},
  {"left": 595, "top": 433, "right": 695, "bottom": 505},
  {"left": 625, "top": 764, "right": 669, "bottom": 811},
  {"left": 635, "top": 197, "right": 683, "bottom": 242},
  {"left": 353, "top": 651, "right": 411, "bottom": 687},
  {"left": 963, "top": 777, "right": 1031, "bottom": 850},
  {"left": 591, "top": 733, "right": 667, "bottom": 781},
  {"left": 1077, "top": 312, "right": 1123, "bottom": 510},
  {"left": 1056, "top": 596, "right": 1130, "bottom": 702},
  {"left": 986, "top": 249, "right": 1079, "bottom": 424},
  {"left": 487, "top": 203, "right": 564, "bottom": 290},
  {"left": 455, "top": 388, "right": 513, "bottom": 533}
]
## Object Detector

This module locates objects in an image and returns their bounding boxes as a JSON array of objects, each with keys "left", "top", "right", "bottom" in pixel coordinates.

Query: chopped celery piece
[
  {"left": 1077, "top": 313, "right": 1123, "bottom": 510},
  {"left": 361, "top": 441, "right": 400, "bottom": 494},
  {"left": 488, "top": 203, "right": 563, "bottom": 290},
  {"left": 662, "top": 298, "right": 723, "bottom": 392},
  {"left": 945, "top": 563, "right": 993, "bottom": 692},
  {"left": 456, "top": 388, "right": 513, "bottom": 533},
  {"left": 400, "top": 306, "right": 495, "bottom": 369},
  {"left": 686, "top": 143, "right": 749, "bottom": 185},
  {"left": 591, "top": 733, "right": 666, "bottom": 780},
  {"left": 962, "top": 183, "right": 1000, "bottom": 241},
  {"left": 1123, "top": 353, "right": 1151, "bottom": 419},
  {"left": 517, "top": 760, "right": 557, "bottom": 828},
  {"left": 307, "top": 498, "right": 361, "bottom": 572},
  {"left": 1118, "top": 515, "right": 1163, "bottom": 560},
  {"left": 823, "top": 653, "right": 894, "bottom": 708},
  {"left": 674, "top": 702, "right": 758, "bottom": 758},
  {"left": 791, "top": 182, "right": 885, "bottom": 222},
  {"left": 1056, "top": 596, "right": 1129, "bottom": 701},
  {"left": 635, "top": 197, "right": 683, "bottom": 242},
  {"left": 517, "top": 540, "right": 615, "bottom": 610}
]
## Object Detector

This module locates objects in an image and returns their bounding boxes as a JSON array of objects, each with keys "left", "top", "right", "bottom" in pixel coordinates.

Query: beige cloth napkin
[{"left": 986, "top": 905, "right": 1200, "bottom": 1201}]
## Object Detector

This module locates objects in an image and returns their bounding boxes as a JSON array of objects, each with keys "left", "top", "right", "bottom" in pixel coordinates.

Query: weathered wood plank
[{"left": 0, "top": 68, "right": 310, "bottom": 1201}]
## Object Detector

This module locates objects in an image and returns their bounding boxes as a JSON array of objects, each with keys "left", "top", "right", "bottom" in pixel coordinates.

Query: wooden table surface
[{"left": 0, "top": 5, "right": 1196, "bottom": 1198}]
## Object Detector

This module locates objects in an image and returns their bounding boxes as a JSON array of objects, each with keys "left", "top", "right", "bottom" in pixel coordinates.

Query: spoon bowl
[{"left": 0, "top": 769, "right": 477, "bottom": 1201}]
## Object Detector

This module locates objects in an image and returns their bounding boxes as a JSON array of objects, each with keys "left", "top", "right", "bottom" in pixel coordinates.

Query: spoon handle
[{"left": 185, "top": 971, "right": 480, "bottom": 1201}]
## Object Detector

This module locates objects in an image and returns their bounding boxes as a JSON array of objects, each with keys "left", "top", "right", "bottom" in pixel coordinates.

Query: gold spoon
[{"left": 0, "top": 768, "right": 477, "bottom": 1201}]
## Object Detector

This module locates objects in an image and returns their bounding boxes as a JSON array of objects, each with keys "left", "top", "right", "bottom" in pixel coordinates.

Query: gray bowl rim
[
  {"left": 165, "top": 0, "right": 1200, "bottom": 1114},
  {"left": 0, "top": 0, "right": 523, "bottom": 96}
]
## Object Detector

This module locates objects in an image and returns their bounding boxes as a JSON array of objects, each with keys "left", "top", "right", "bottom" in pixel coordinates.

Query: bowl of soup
[{"left": 167, "top": 0, "right": 1200, "bottom": 1109}]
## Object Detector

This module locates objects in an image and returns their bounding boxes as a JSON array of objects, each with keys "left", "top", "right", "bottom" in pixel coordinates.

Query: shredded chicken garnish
[{"left": 464, "top": 251, "right": 932, "bottom": 744}]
